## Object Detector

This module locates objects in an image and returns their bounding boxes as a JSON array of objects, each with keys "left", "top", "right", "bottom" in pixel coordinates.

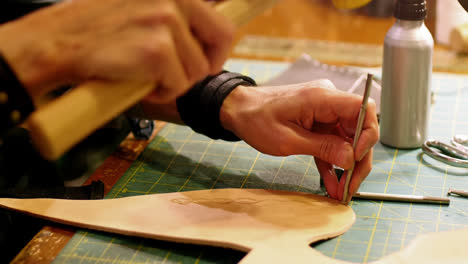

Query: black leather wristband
[
  {"left": 177, "top": 71, "right": 256, "bottom": 141},
  {"left": 0, "top": 53, "right": 34, "bottom": 137}
]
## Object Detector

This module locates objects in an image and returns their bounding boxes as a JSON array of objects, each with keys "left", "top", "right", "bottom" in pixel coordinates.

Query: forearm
[
  {"left": 136, "top": 71, "right": 256, "bottom": 144},
  {"left": 139, "top": 97, "right": 183, "bottom": 124},
  {"left": 139, "top": 83, "right": 252, "bottom": 127},
  {"left": 219, "top": 84, "right": 257, "bottom": 134}
]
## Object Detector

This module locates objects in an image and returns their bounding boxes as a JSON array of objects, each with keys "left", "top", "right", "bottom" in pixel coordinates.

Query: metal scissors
[{"left": 422, "top": 135, "right": 468, "bottom": 168}]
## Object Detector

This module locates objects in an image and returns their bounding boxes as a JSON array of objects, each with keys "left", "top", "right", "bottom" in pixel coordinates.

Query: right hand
[
  {"left": 219, "top": 80, "right": 379, "bottom": 202},
  {"left": 0, "top": 0, "right": 234, "bottom": 102}
]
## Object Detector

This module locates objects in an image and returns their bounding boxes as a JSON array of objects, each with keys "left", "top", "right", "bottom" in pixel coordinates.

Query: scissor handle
[
  {"left": 452, "top": 135, "right": 468, "bottom": 153},
  {"left": 422, "top": 140, "right": 468, "bottom": 168}
]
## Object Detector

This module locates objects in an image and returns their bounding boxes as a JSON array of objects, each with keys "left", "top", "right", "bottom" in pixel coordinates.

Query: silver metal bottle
[{"left": 380, "top": 0, "right": 433, "bottom": 148}]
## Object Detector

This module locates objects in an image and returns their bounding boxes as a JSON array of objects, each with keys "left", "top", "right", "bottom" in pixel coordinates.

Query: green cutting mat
[{"left": 54, "top": 59, "right": 468, "bottom": 263}]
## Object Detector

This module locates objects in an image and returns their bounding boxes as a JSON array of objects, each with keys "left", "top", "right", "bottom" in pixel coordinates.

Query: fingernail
[{"left": 335, "top": 167, "right": 345, "bottom": 181}]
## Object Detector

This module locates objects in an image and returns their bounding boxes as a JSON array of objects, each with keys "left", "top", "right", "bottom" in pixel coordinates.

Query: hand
[
  {"left": 0, "top": 0, "right": 233, "bottom": 101},
  {"left": 220, "top": 80, "right": 379, "bottom": 202}
]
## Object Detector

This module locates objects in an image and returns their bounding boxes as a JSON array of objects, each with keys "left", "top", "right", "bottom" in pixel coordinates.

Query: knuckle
[
  {"left": 372, "top": 125, "right": 380, "bottom": 143},
  {"left": 277, "top": 136, "right": 293, "bottom": 156},
  {"left": 193, "top": 58, "right": 210, "bottom": 79},
  {"left": 364, "top": 124, "right": 379, "bottom": 146},
  {"left": 138, "top": 38, "right": 174, "bottom": 80},
  {"left": 316, "top": 79, "right": 336, "bottom": 90},
  {"left": 319, "top": 136, "right": 335, "bottom": 162},
  {"left": 183, "top": 54, "right": 210, "bottom": 82},
  {"left": 296, "top": 86, "right": 316, "bottom": 98},
  {"left": 132, "top": 2, "right": 179, "bottom": 27},
  {"left": 220, "top": 22, "right": 235, "bottom": 44},
  {"left": 156, "top": 3, "right": 180, "bottom": 26},
  {"left": 363, "top": 163, "right": 372, "bottom": 176},
  {"left": 145, "top": 35, "right": 172, "bottom": 61}
]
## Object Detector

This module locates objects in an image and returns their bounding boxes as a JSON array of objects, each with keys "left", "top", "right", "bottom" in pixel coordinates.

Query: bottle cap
[
  {"left": 459, "top": 0, "right": 468, "bottom": 12},
  {"left": 394, "top": 0, "right": 427, "bottom": 20}
]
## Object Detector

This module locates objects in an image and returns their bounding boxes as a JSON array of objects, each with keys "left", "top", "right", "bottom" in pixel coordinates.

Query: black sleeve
[
  {"left": 0, "top": 54, "right": 34, "bottom": 138},
  {"left": 0, "top": 0, "right": 58, "bottom": 24},
  {"left": 176, "top": 71, "right": 256, "bottom": 141}
]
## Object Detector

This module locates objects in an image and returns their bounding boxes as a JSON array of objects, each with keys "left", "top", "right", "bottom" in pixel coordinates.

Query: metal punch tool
[{"left": 422, "top": 135, "right": 468, "bottom": 168}]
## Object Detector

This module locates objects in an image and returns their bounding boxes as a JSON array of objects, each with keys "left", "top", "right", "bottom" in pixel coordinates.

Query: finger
[
  {"left": 315, "top": 158, "right": 339, "bottom": 200},
  {"left": 183, "top": 0, "right": 234, "bottom": 73},
  {"left": 313, "top": 89, "right": 362, "bottom": 126},
  {"left": 354, "top": 100, "right": 379, "bottom": 161},
  {"left": 159, "top": 1, "right": 210, "bottom": 84},
  {"left": 315, "top": 90, "right": 379, "bottom": 162},
  {"left": 349, "top": 149, "right": 373, "bottom": 199},
  {"left": 152, "top": 27, "right": 189, "bottom": 102},
  {"left": 314, "top": 122, "right": 353, "bottom": 144},
  {"left": 283, "top": 125, "right": 355, "bottom": 169},
  {"left": 341, "top": 149, "right": 373, "bottom": 203},
  {"left": 337, "top": 170, "right": 347, "bottom": 201}
]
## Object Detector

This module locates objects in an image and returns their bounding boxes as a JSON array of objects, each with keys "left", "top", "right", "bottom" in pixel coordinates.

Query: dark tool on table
[
  {"left": 0, "top": 181, "right": 104, "bottom": 199},
  {"left": 448, "top": 188, "right": 468, "bottom": 198},
  {"left": 422, "top": 135, "right": 468, "bottom": 168},
  {"left": 128, "top": 118, "right": 154, "bottom": 140}
]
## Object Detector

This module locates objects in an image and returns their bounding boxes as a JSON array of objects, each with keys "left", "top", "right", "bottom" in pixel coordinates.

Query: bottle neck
[{"left": 395, "top": 19, "right": 424, "bottom": 28}]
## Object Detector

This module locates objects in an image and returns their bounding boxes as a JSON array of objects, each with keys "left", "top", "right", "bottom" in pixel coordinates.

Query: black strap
[
  {"left": 177, "top": 71, "right": 256, "bottom": 141},
  {"left": 0, "top": 180, "right": 105, "bottom": 199}
]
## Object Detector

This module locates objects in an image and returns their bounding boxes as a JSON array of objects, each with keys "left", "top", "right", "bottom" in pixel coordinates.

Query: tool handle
[
  {"left": 448, "top": 188, "right": 468, "bottom": 197},
  {"left": 354, "top": 192, "right": 450, "bottom": 205},
  {"left": 450, "top": 22, "right": 468, "bottom": 53},
  {"left": 26, "top": 0, "right": 280, "bottom": 160}
]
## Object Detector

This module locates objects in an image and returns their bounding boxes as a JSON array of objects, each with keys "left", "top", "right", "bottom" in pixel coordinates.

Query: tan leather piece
[
  {"left": 375, "top": 227, "right": 468, "bottom": 264},
  {"left": 3, "top": 188, "right": 465, "bottom": 263},
  {"left": 0, "top": 189, "right": 355, "bottom": 263}
]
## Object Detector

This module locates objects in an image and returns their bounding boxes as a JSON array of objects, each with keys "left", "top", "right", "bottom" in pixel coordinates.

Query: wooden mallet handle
[
  {"left": 26, "top": 0, "right": 280, "bottom": 160},
  {"left": 450, "top": 22, "right": 468, "bottom": 53}
]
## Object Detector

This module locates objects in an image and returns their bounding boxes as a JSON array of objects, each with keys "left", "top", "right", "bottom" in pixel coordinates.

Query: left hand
[
  {"left": 220, "top": 80, "right": 379, "bottom": 202},
  {"left": 0, "top": 0, "right": 233, "bottom": 101}
]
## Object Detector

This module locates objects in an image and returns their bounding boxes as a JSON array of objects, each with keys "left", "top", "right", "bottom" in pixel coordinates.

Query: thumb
[{"left": 284, "top": 127, "right": 354, "bottom": 169}]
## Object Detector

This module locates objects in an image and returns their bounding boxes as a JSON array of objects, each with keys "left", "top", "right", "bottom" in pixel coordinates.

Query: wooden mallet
[{"left": 25, "top": 0, "right": 280, "bottom": 160}]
